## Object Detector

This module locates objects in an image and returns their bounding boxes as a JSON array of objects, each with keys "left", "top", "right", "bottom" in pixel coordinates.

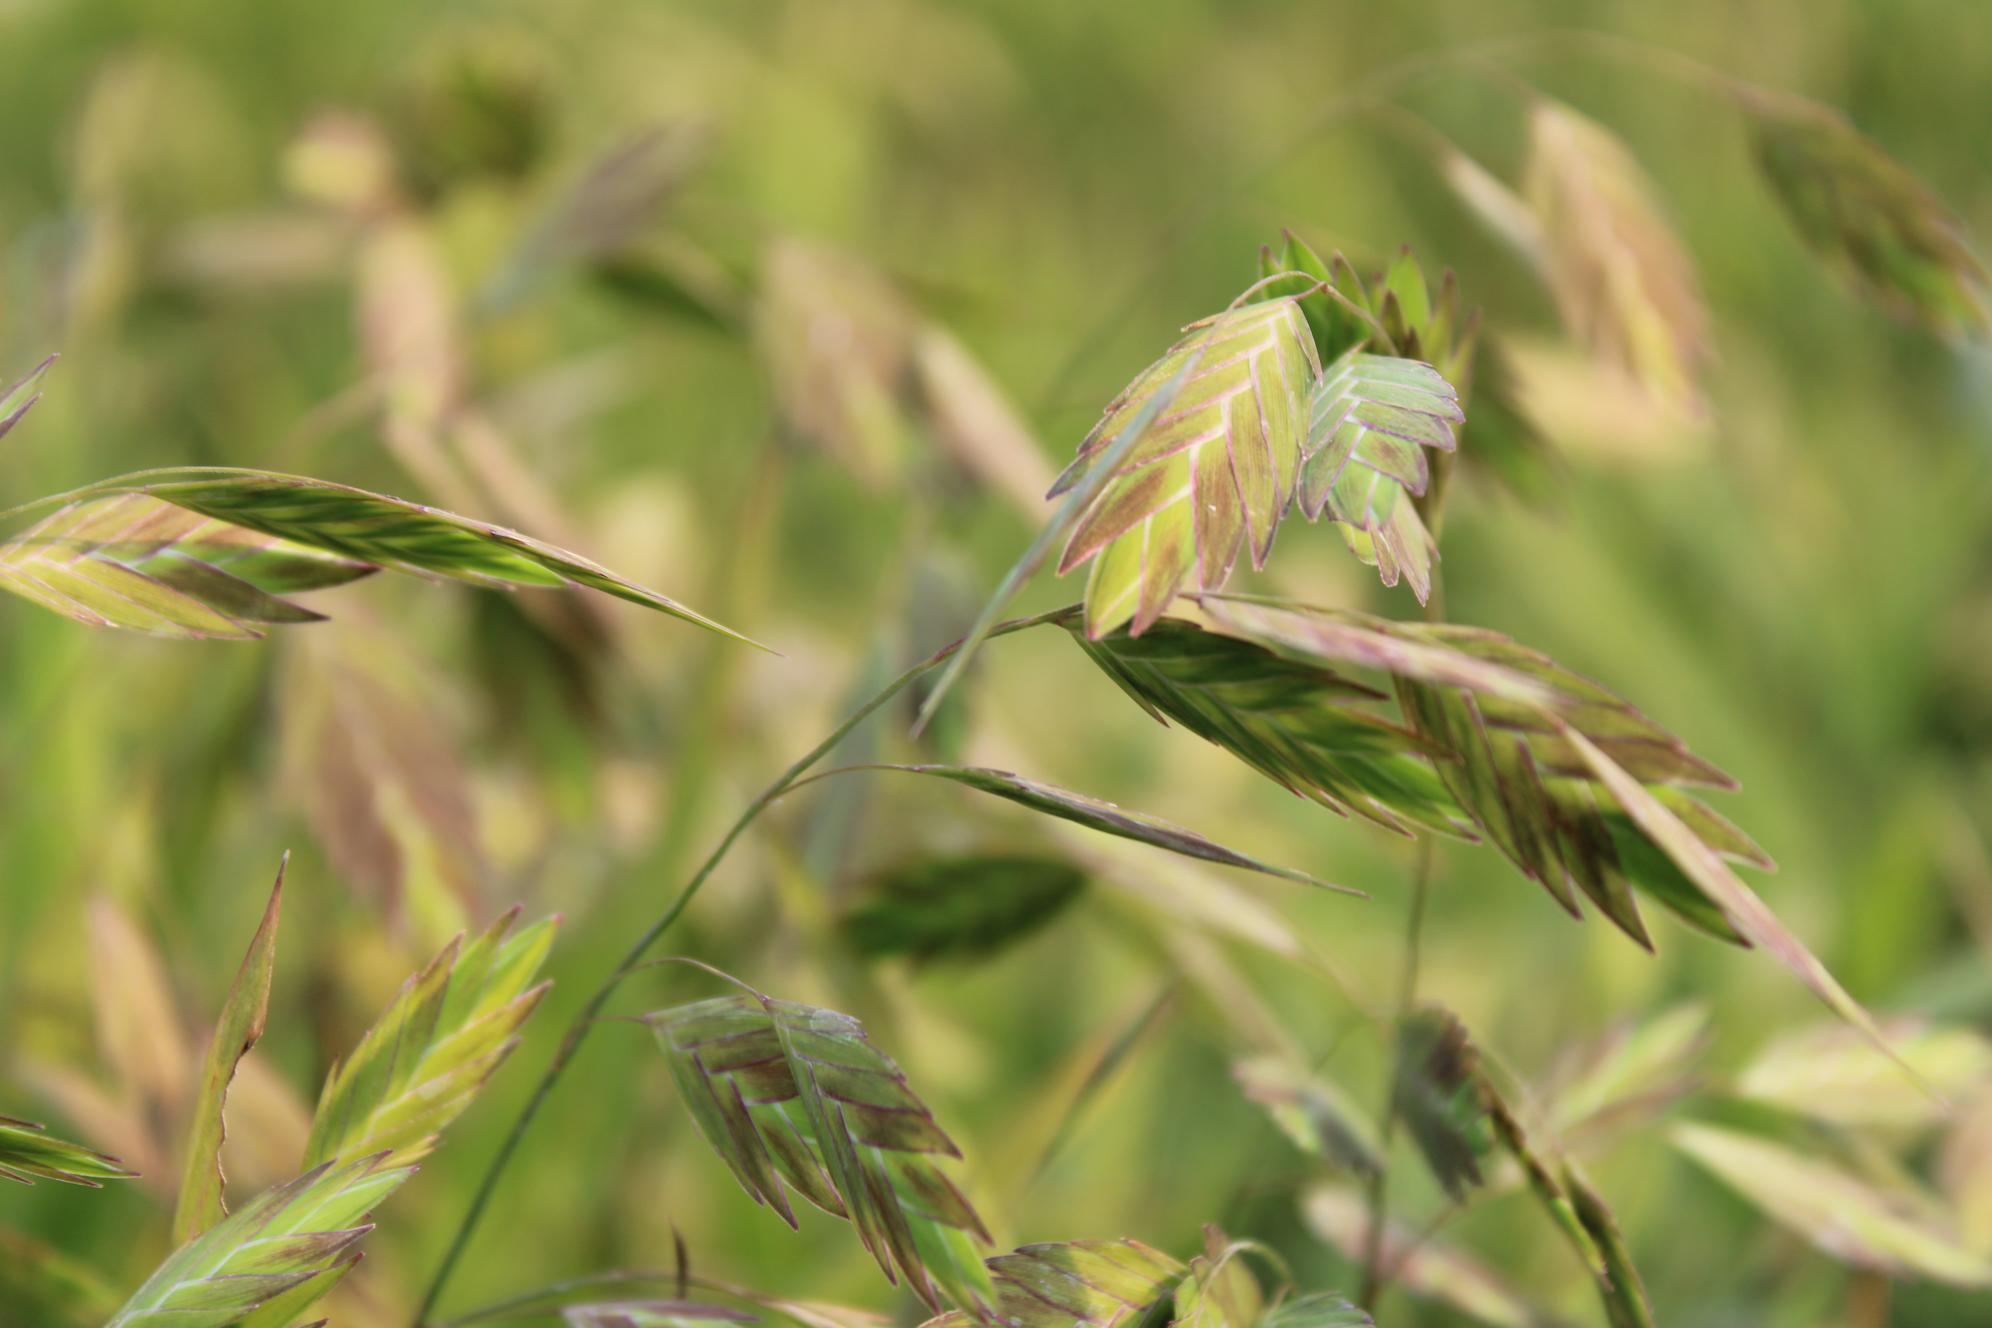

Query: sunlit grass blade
[
  {"left": 646, "top": 967, "right": 997, "bottom": 1319},
  {"left": 1564, "top": 729, "right": 1894, "bottom": 1065},
  {"left": 304, "top": 908, "right": 556, "bottom": 1168},
  {"left": 1674, "top": 1123, "right": 1992, "bottom": 1286},
  {"left": 1734, "top": 1020, "right": 1992, "bottom": 1130},
  {"left": 913, "top": 327, "right": 1058, "bottom": 520},
  {"left": 172, "top": 858, "right": 285, "bottom": 1245},
  {"left": 108, "top": 1152, "right": 413, "bottom": 1326},
  {"left": 1543, "top": 1004, "right": 1710, "bottom": 1149}
]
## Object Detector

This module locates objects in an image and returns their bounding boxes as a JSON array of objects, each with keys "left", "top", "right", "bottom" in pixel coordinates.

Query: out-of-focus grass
[{"left": 2, "top": 1, "right": 1990, "bottom": 1325}]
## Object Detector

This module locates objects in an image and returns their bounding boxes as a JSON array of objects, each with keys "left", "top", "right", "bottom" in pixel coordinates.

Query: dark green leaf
[{"left": 842, "top": 854, "right": 1086, "bottom": 962}]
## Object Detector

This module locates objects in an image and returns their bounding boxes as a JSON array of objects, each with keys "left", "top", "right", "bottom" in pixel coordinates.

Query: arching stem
[{"left": 412, "top": 605, "right": 1074, "bottom": 1324}]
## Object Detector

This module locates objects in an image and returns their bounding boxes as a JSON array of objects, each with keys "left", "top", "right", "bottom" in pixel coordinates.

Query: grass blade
[
  {"left": 833, "top": 764, "right": 1358, "bottom": 895},
  {"left": 172, "top": 857, "right": 285, "bottom": 1245}
]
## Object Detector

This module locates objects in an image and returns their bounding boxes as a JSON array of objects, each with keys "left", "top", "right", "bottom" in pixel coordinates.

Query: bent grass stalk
[{"left": 413, "top": 607, "right": 1076, "bottom": 1323}]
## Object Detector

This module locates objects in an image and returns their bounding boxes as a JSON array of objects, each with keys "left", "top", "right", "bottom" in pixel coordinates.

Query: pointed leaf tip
[{"left": 172, "top": 859, "right": 286, "bottom": 1245}]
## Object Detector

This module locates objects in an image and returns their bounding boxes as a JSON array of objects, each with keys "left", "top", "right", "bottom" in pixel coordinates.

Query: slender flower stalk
[{"left": 412, "top": 607, "right": 1074, "bottom": 1323}]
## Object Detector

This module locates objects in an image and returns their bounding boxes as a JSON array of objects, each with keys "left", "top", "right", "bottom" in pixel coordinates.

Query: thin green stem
[
  {"left": 1359, "top": 553, "right": 1450, "bottom": 1312},
  {"left": 412, "top": 605, "right": 1076, "bottom": 1324},
  {"left": 1357, "top": 837, "right": 1435, "bottom": 1313}
]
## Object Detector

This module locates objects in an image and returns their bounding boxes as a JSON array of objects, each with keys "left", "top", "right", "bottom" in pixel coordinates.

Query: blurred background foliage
[{"left": 2, "top": 0, "right": 1991, "bottom": 1324}]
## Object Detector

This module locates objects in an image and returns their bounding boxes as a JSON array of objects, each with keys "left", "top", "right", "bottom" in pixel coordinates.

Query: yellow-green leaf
[{"left": 1674, "top": 1123, "right": 1992, "bottom": 1286}]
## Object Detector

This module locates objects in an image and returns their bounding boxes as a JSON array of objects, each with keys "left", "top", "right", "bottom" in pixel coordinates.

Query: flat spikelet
[
  {"left": 646, "top": 970, "right": 995, "bottom": 1319},
  {"left": 1256, "top": 240, "right": 1474, "bottom": 598},
  {"left": 1296, "top": 348, "right": 1462, "bottom": 603},
  {"left": 1114, "top": 596, "right": 1891, "bottom": 1061},
  {"left": 0, "top": 1115, "right": 135, "bottom": 1187},
  {"left": 107, "top": 1152, "right": 413, "bottom": 1327},
  {"left": 1181, "top": 597, "right": 1770, "bottom": 946},
  {"left": 304, "top": 907, "right": 556, "bottom": 1168},
  {"left": 919, "top": 1239, "right": 1185, "bottom": 1328},
  {"left": 0, "top": 494, "right": 375, "bottom": 640},
  {"left": 1056, "top": 298, "right": 1318, "bottom": 637},
  {"left": 0, "top": 467, "right": 761, "bottom": 646}
]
